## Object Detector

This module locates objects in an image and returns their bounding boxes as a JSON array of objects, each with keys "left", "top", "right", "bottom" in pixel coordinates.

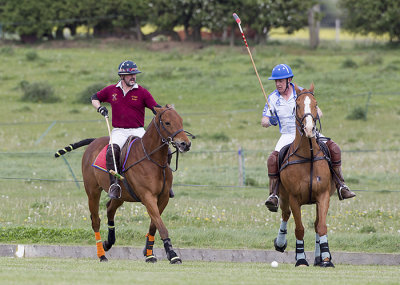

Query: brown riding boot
[
  {"left": 326, "top": 140, "right": 356, "bottom": 200},
  {"left": 106, "top": 144, "right": 121, "bottom": 199},
  {"left": 332, "top": 165, "right": 356, "bottom": 200},
  {"left": 265, "top": 151, "right": 280, "bottom": 212}
]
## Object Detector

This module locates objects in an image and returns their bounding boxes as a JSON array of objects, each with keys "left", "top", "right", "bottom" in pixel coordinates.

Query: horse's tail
[{"left": 54, "top": 138, "right": 96, "bottom": 158}]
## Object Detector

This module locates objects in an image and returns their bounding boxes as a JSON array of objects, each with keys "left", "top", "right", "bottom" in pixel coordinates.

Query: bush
[
  {"left": 346, "top": 107, "right": 367, "bottom": 120},
  {"left": 76, "top": 82, "right": 105, "bottom": 104},
  {"left": 25, "top": 50, "right": 39, "bottom": 61},
  {"left": 209, "top": 132, "right": 230, "bottom": 142},
  {"left": 0, "top": 46, "right": 14, "bottom": 55},
  {"left": 341, "top": 58, "right": 358, "bottom": 68},
  {"left": 20, "top": 81, "right": 60, "bottom": 103}
]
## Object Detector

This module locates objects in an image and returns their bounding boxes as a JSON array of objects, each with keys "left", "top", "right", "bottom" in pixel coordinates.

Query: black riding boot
[
  {"left": 106, "top": 144, "right": 121, "bottom": 199},
  {"left": 265, "top": 151, "right": 280, "bottom": 212}
]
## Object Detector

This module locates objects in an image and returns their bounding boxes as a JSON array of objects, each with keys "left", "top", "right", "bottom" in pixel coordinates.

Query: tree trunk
[
  {"left": 135, "top": 17, "right": 142, "bottom": 41},
  {"left": 308, "top": 4, "right": 320, "bottom": 49},
  {"left": 229, "top": 23, "right": 235, "bottom": 47}
]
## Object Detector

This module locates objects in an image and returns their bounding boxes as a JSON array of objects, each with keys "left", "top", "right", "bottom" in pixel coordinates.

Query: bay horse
[
  {"left": 55, "top": 105, "right": 193, "bottom": 263},
  {"left": 273, "top": 84, "right": 336, "bottom": 267}
]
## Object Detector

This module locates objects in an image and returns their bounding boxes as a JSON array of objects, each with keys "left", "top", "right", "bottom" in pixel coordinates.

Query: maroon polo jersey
[{"left": 97, "top": 84, "right": 158, "bottom": 128}]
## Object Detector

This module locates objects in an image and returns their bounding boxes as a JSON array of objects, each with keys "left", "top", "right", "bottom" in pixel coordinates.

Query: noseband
[
  {"left": 295, "top": 91, "right": 320, "bottom": 135},
  {"left": 153, "top": 108, "right": 195, "bottom": 147}
]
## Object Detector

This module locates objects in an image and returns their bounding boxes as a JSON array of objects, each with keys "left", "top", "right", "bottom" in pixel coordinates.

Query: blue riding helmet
[
  {"left": 268, "top": 64, "right": 293, "bottom": 80},
  {"left": 118, "top": 60, "right": 141, "bottom": 75}
]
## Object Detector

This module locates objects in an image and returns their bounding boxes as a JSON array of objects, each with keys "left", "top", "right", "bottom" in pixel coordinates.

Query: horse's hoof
[
  {"left": 103, "top": 240, "right": 112, "bottom": 252},
  {"left": 145, "top": 255, "right": 157, "bottom": 263},
  {"left": 295, "top": 259, "right": 309, "bottom": 267},
  {"left": 319, "top": 261, "right": 335, "bottom": 268},
  {"left": 274, "top": 238, "right": 287, "bottom": 253},
  {"left": 99, "top": 255, "right": 108, "bottom": 262},
  {"left": 170, "top": 256, "right": 182, "bottom": 264}
]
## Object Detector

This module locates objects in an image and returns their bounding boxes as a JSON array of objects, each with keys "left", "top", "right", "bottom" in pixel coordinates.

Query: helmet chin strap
[{"left": 284, "top": 78, "right": 289, "bottom": 93}]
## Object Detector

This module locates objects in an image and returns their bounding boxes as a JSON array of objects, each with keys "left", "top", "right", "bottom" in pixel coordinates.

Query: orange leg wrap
[
  {"left": 145, "top": 233, "right": 155, "bottom": 257},
  {"left": 95, "top": 232, "right": 105, "bottom": 258}
]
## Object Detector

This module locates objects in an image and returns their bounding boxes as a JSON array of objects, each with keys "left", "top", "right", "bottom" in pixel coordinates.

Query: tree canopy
[{"left": 339, "top": 0, "right": 400, "bottom": 42}]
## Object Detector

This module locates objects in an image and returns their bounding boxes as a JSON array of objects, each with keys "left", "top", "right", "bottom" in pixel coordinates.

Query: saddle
[
  {"left": 278, "top": 138, "right": 332, "bottom": 174},
  {"left": 92, "top": 136, "right": 139, "bottom": 173}
]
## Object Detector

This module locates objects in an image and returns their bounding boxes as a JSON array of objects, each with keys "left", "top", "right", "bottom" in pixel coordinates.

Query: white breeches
[
  {"left": 275, "top": 132, "right": 326, "bottom": 151},
  {"left": 110, "top": 127, "right": 145, "bottom": 149}
]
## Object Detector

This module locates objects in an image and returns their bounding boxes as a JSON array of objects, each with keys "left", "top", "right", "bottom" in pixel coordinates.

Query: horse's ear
[
  {"left": 310, "top": 82, "right": 314, "bottom": 93},
  {"left": 294, "top": 83, "right": 301, "bottom": 94},
  {"left": 165, "top": 104, "right": 175, "bottom": 109}
]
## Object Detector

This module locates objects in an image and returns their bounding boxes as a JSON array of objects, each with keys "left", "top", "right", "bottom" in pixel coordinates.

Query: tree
[
  {"left": 1, "top": 0, "right": 55, "bottom": 42},
  {"left": 339, "top": 0, "right": 400, "bottom": 42}
]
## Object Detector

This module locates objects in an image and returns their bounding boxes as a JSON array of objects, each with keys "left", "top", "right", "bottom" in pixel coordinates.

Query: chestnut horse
[
  {"left": 273, "top": 84, "right": 336, "bottom": 267},
  {"left": 55, "top": 105, "right": 193, "bottom": 263}
]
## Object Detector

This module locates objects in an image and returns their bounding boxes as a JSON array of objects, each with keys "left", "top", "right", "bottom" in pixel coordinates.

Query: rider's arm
[
  {"left": 261, "top": 116, "right": 271, "bottom": 128},
  {"left": 317, "top": 106, "right": 323, "bottom": 118},
  {"left": 91, "top": 93, "right": 101, "bottom": 110}
]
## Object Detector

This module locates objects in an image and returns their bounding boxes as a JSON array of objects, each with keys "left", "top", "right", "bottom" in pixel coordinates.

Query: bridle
[
  {"left": 295, "top": 91, "right": 321, "bottom": 136},
  {"left": 124, "top": 107, "right": 195, "bottom": 173},
  {"left": 153, "top": 107, "right": 195, "bottom": 148}
]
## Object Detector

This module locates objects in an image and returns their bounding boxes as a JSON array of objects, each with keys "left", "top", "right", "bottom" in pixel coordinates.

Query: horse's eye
[{"left": 165, "top": 122, "right": 171, "bottom": 126}]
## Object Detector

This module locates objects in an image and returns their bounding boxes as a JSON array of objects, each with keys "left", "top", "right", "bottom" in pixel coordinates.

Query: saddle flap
[{"left": 278, "top": 143, "right": 291, "bottom": 170}]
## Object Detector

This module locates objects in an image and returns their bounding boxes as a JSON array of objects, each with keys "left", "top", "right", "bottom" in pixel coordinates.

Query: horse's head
[
  {"left": 294, "top": 83, "right": 318, "bottom": 138},
  {"left": 153, "top": 104, "right": 192, "bottom": 153}
]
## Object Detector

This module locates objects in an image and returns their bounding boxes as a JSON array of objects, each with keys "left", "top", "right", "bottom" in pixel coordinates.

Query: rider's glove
[
  {"left": 97, "top": 106, "right": 108, "bottom": 117},
  {"left": 269, "top": 116, "right": 278, "bottom": 126}
]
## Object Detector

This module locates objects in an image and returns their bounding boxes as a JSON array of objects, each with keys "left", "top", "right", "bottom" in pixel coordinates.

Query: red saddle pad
[{"left": 92, "top": 145, "right": 108, "bottom": 173}]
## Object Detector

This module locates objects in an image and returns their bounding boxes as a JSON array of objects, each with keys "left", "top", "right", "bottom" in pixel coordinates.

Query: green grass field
[
  {"left": 1, "top": 257, "right": 400, "bottom": 285},
  {"left": 0, "top": 38, "right": 399, "bottom": 257}
]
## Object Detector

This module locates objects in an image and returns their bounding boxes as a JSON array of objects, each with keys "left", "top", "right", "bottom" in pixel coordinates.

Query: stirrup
[
  {"left": 108, "top": 183, "right": 121, "bottom": 199},
  {"left": 338, "top": 184, "right": 355, "bottom": 200}
]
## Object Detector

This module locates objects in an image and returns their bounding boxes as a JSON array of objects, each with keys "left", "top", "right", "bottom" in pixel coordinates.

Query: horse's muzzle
[{"left": 175, "top": 140, "right": 191, "bottom": 152}]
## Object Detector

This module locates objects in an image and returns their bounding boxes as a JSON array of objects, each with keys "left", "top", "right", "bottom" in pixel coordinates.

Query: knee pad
[
  {"left": 267, "top": 151, "right": 279, "bottom": 175},
  {"left": 326, "top": 140, "right": 341, "bottom": 165}
]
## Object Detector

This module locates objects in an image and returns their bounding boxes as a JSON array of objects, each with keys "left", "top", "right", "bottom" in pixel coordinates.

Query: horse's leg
[
  {"left": 103, "top": 199, "right": 124, "bottom": 252},
  {"left": 86, "top": 187, "right": 107, "bottom": 262},
  {"left": 289, "top": 197, "right": 309, "bottom": 267},
  {"left": 313, "top": 204, "right": 321, "bottom": 266},
  {"left": 143, "top": 195, "right": 181, "bottom": 264},
  {"left": 142, "top": 220, "right": 158, "bottom": 263},
  {"left": 142, "top": 199, "right": 167, "bottom": 263},
  {"left": 315, "top": 194, "right": 335, "bottom": 267},
  {"left": 274, "top": 197, "right": 290, "bottom": 252}
]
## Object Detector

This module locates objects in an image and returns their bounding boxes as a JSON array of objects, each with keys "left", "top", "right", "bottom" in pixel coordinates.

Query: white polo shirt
[{"left": 263, "top": 83, "right": 303, "bottom": 151}]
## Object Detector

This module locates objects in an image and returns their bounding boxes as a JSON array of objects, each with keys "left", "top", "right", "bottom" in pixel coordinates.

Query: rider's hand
[
  {"left": 269, "top": 116, "right": 278, "bottom": 126},
  {"left": 97, "top": 106, "right": 108, "bottom": 117}
]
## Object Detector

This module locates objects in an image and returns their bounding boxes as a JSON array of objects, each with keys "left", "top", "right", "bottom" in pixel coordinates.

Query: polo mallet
[
  {"left": 233, "top": 13, "right": 271, "bottom": 110},
  {"left": 104, "top": 116, "right": 124, "bottom": 181}
]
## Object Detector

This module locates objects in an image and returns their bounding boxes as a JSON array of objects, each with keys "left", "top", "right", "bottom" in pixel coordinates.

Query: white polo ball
[{"left": 271, "top": 261, "right": 278, "bottom": 268}]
